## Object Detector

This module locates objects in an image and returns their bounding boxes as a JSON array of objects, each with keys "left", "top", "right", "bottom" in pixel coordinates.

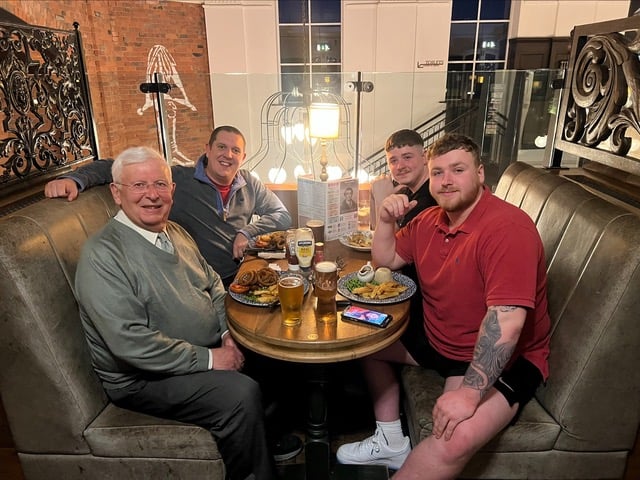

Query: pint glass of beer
[
  {"left": 278, "top": 274, "right": 305, "bottom": 326},
  {"left": 313, "top": 261, "right": 338, "bottom": 302}
]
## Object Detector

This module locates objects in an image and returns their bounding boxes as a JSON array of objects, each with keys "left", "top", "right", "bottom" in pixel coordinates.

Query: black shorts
[{"left": 401, "top": 318, "right": 543, "bottom": 408}]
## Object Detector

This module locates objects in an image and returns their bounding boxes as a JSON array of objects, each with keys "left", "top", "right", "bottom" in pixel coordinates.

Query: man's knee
[
  {"left": 232, "top": 374, "right": 263, "bottom": 416},
  {"left": 426, "top": 433, "right": 477, "bottom": 468}
]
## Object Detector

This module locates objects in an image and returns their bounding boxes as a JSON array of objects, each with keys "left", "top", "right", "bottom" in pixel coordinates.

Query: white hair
[{"left": 111, "top": 147, "right": 171, "bottom": 183}]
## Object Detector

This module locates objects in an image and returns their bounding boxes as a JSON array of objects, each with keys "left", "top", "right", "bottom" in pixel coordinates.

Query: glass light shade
[
  {"left": 353, "top": 168, "right": 371, "bottom": 183},
  {"left": 309, "top": 103, "right": 340, "bottom": 139},
  {"left": 280, "top": 122, "right": 306, "bottom": 144},
  {"left": 268, "top": 167, "right": 287, "bottom": 184},
  {"left": 293, "top": 165, "right": 306, "bottom": 178},
  {"left": 327, "top": 165, "right": 343, "bottom": 180}
]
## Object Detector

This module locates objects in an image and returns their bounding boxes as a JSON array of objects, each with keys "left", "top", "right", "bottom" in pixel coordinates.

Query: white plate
[
  {"left": 337, "top": 271, "right": 416, "bottom": 305},
  {"left": 228, "top": 272, "right": 310, "bottom": 307},
  {"left": 339, "top": 230, "right": 374, "bottom": 251}
]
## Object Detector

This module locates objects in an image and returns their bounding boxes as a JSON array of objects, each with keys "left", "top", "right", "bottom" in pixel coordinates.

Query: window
[
  {"left": 278, "top": 0, "right": 341, "bottom": 96},
  {"left": 447, "top": 0, "right": 511, "bottom": 98}
]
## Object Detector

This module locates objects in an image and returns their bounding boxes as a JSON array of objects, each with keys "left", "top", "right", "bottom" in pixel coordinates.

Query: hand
[
  {"left": 378, "top": 193, "right": 418, "bottom": 224},
  {"left": 431, "top": 387, "right": 480, "bottom": 441},
  {"left": 210, "top": 336, "right": 245, "bottom": 371},
  {"left": 232, "top": 233, "right": 249, "bottom": 260},
  {"left": 44, "top": 178, "right": 80, "bottom": 201}
]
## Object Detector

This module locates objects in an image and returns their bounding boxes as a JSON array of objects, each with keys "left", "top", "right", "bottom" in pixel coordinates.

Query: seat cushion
[
  {"left": 84, "top": 403, "right": 222, "bottom": 460},
  {"left": 401, "top": 366, "right": 560, "bottom": 452}
]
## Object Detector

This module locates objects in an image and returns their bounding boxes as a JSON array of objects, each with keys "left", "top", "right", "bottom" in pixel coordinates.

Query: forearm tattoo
[{"left": 463, "top": 306, "right": 518, "bottom": 397}]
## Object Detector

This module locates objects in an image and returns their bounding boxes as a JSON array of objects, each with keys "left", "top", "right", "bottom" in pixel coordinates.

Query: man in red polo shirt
[{"left": 337, "top": 133, "right": 551, "bottom": 479}]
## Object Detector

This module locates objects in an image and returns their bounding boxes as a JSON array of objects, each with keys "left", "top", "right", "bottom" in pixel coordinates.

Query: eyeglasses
[{"left": 114, "top": 181, "right": 172, "bottom": 194}]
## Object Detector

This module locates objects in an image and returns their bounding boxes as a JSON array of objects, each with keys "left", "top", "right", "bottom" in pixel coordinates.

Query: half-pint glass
[{"left": 278, "top": 274, "right": 304, "bottom": 326}]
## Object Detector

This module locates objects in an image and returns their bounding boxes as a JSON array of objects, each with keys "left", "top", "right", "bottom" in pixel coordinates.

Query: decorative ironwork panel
[
  {"left": 0, "top": 21, "right": 97, "bottom": 199},
  {"left": 555, "top": 15, "right": 640, "bottom": 175}
]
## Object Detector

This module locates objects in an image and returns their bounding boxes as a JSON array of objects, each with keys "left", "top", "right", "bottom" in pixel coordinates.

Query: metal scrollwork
[
  {"left": 0, "top": 21, "right": 96, "bottom": 194},
  {"left": 564, "top": 30, "right": 640, "bottom": 156}
]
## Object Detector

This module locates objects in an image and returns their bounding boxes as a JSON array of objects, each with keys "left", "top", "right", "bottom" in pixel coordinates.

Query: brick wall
[{"left": 0, "top": 0, "right": 213, "bottom": 162}]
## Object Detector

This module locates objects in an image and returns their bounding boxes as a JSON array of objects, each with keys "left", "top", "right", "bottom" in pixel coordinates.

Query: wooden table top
[{"left": 225, "top": 239, "right": 411, "bottom": 363}]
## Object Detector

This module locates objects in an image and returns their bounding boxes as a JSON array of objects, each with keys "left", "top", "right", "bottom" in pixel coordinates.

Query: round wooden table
[
  {"left": 225, "top": 240, "right": 411, "bottom": 480},
  {"left": 225, "top": 240, "right": 410, "bottom": 364}
]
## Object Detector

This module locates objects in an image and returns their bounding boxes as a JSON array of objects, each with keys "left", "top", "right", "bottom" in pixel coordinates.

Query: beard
[{"left": 435, "top": 183, "right": 483, "bottom": 213}]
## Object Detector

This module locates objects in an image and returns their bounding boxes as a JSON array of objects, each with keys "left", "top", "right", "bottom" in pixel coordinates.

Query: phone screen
[{"left": 341, "top": 305, "right": 391, "bottom": 328}]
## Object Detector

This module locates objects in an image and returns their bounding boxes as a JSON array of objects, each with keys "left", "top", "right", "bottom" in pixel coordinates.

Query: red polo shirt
[{"left": 396, "top": 187, "right": 551, "bottom": 380}]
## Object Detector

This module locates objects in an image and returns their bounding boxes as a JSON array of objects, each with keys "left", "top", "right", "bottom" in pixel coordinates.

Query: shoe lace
[{"left": 363, "top": 428, "right": 385, "bottom": 456}]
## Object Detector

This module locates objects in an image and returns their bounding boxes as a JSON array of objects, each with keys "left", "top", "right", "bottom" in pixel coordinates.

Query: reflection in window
[
  {"left": 449, "top": 23, "right": 477, "bottom": 61},
  {"left": 278, "top": 0, "right": 341, "bottom": 95},
  {"left": 447, "top": 0, "right": 510, "bottom": 100},
  {"left": 311, "top": 25, "right": 341, "bottom": 65},
  {"left": 477, "top": 23, "right": 508, "bottom": 60},
  {"left": 279, "top": 25, "right": 307, "bottom": 63}
]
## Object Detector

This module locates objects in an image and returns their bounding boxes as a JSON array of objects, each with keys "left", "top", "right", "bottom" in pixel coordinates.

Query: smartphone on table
[{"left": 341, "top": 305, "right": 392, "bottom": 328}]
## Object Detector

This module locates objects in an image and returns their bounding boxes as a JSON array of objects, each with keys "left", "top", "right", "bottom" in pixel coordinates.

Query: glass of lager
[
  {"left": 278, "top": 274, "right": 305, "bottom": 326},
  {"left": 313, "top": 261, "right": 338, "bottom": 303}
]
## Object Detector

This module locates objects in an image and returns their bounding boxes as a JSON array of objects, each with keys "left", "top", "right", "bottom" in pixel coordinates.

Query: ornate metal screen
[
  {"left": 554, "top": 15, "right": 640, "bottom": 175},
  {"left": 0, "top": 20, "right": 97, "bottom": 203}
]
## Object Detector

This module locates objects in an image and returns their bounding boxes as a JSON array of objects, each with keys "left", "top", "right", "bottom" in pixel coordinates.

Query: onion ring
[
  {"left": 256, "top": 268, "right": 279, "bottom": 286},
  {"left": 237, "top": 270, "right": 258, "bottom": 286}
]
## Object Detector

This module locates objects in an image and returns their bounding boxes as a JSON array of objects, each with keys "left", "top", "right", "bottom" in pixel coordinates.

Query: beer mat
[
  {"left": 228, "top": 272, "right": 310, "bottom": 308},
  {"left": 337, "top": 271, "right": 416, "bottom": 305},
  {"left": 339, "top": 230, "right": 373, "bottom": 251}
]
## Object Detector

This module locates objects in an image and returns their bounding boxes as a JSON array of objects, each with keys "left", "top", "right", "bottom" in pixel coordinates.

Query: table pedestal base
[{"left": 279, "top": 462, "right": 389, "bottom": 480}]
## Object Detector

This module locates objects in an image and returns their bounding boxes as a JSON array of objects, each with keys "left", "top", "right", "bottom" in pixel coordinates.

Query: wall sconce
[{"left": 309, "top": 102, "right": 340, "bottom": 181}]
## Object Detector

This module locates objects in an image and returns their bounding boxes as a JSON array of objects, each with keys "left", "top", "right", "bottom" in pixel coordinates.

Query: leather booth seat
[{"left": 0, "top": 188, "right": 225, "bottom": 479}]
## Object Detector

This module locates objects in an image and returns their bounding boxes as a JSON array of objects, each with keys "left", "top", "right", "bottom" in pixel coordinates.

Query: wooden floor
[{"left": 2, "top": 393, "right": 640, "bottom": 480}]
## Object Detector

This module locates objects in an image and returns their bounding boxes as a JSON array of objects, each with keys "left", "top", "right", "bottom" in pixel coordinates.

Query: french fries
[
  {"left": 250, "top": 284, "right": 279, "bottom": 303},
  {"left": 351, "top": 280, "right": 408, "bottom": 300},
  {"left": 346, "top": 231, "right": 372, "bottom": 248}
]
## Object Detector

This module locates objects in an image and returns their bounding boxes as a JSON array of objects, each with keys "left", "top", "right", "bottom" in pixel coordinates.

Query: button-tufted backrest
[
  {"left": 0, "top": 187, "right": 118, "bottom": 453},
  {"left": 495, "top": 162, "right": 640, "bottom": 452}
]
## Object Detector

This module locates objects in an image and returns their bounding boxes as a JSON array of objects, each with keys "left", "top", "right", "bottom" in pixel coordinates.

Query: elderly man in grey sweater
[{"left": 76, "top": 146, "right": 274, "bottom": 480}]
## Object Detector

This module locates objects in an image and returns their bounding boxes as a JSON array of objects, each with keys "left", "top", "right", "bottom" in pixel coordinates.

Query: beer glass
[
  {"left": 357, "top": 200, "right": 371, "bottom": 229},
  {"left": 313, "top": 261, "right": 338, "bottom": 302},
  {"left": 306, "top": 219, "right": 325, "bottom": 243},
  {"left": 278, "top": 274, "right": 305, "bottom": 326}
]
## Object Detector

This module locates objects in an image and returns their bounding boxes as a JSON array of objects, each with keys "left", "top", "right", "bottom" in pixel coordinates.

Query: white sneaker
[{"left": 336, "top": 428, "right": 410, "bottom": 470}]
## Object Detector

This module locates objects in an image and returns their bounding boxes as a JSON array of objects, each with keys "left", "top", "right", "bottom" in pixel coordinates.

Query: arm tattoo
[{"left": 463, "top": 307, "right": 518, "bottom": 397}]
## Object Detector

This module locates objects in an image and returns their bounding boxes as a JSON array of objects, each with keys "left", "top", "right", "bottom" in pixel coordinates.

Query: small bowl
[{"left": 357, "top": 264, "right": 375, "bottom": 283}]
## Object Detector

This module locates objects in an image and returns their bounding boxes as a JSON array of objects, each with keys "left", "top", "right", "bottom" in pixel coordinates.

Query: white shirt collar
[{"left": 114, "top": 209, "right": 166, "bottom": 245}]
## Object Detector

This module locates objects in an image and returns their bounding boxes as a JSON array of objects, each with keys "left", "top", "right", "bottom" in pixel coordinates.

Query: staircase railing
[{"left": 360, "top": 103, "right": 480, "bottom": 177}]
